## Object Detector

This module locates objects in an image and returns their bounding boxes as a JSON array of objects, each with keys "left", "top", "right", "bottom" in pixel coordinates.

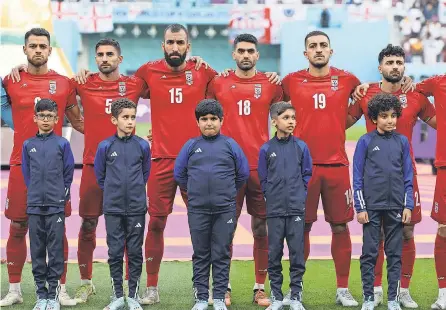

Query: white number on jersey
[
  {"left": 237, "top": 99, "right": 251, "bottom": 116},
  {"left": 414, "top": 191, "right": 421, "bottom": 207},
  {"left": 345, "top": 188, "right": 353, "bottom": 206},
  {"left": 313, "top": 93, "right": 326, "bottom": 109},
  {"left": 105, "top": 98, "right": 112, "bottom": 114},
  {"left": 169, "top": 88, "right": 183, "bottom": 104}
]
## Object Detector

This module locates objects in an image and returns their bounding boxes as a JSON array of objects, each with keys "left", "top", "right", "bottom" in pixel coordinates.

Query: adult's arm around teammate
[{"left": 0, "top": 78, "right": 14, "bottom": 129}]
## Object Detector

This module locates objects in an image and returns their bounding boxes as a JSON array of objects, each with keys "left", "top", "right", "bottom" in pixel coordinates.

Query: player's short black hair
[
  {"left": 95, "top": 38, "right": 121, "bottom": 55},
  {"left": 195, "top": 99, "right": 223, "bottom": 121},
  {"left": 35, "top": 99, "right": 57, "bottom": 114},
  {"left": 25, "top": 28, "right": 50, "bottom": 45},
  {"left": 111, "top": 98, "right": 137, "bottom": 119},
  {"left": 233, "top": 33, "right": 258, "bottom": 49},
  {"left": 270, "top": 101, "right": 295, "bottom": 119},
  {"left": 378, "top": 44, "right": 405, "bottom": 63},
  {"left": 367, "top": 93, "right": 402, "bottom": 121},
  {"left": 164, "top": 24, "right": 189, "bottom": 41},
  {"left": 304, "top": 30, "right": 330, "bottom": 47}
]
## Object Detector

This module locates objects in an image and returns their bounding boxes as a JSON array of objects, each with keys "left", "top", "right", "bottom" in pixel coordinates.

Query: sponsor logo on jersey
[
  {"left": 254, "top": 84, "right": 262, "bottom": 99},
  {"left": 185, "top": 71, "right": 193, "bottom": 85},
  {"left": 118, "top": 82, "right": 126, "bottom": 96},
  {"left": 399, "top": 94, "right": 407, "bottom": 108},
  {"left": 49, "top": 80, "right": 57, "bottom": 94},
  {"left": 331, "top": 76, "right": 338, "bottom": 91}
]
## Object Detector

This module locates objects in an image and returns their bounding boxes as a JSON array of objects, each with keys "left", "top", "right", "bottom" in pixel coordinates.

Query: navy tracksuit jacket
[
  {"left": 21, "top": 131, "right": 74, "bottom": 300},
  {"left": 94, "top": 134, "right": 151, "bottom": 299},
  {"left": 174, "top": 133, "right": 249, "bottom": 301},
  {"left": 258, "top": 134, "right": 312, "bottom": 301},
  {"left": 353, "top": 130, "right": 414, "bottom": 302}
]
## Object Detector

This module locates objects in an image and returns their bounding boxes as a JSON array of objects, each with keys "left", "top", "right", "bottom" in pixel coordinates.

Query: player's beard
[
  {"left": 236, "top": 59, "right": 255, "bottom": 71},
  {"left": 382, "top": 71, "right": 403, "bottom": 83},
  {"left": 164, "top": 51, "right": 187, "bottom": 67},
  {"left": 99, "top": 63, "right": 118, "bottom": 74},
  {"left": 309, "top": 58, "right": 329, "bottom": 69},
  {"left": 28, "top": 55, "right": 48, "bottom": 68}
]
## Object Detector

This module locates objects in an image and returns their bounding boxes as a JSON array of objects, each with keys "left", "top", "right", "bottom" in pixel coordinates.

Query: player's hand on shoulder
[
  {"left": 401, "top": 76, "right": 415, "bottom": 93},
  {"left": 265, "top": 71, "right": 281, "bottom": 85},
  {"left": 190, "top": 56, "right": 209, "bottom": 70},
  {"left": 74, "top": 69, "right": 93, "bottom": 84},
  {"left": 145, "top": 129, "right": 153, "bottom": 143},
  {"left": 402, "top": 208, "right": 412, "bottom": 224},
  {"left": 352, "top": 83, "right": 370, "bottom": 102},
  {"left": 356, "top": 211, "right": 369, "bottom": 224},
  {"left": 7, "top": 64, "right": 27, "bottom": 83},
  {"left": 219, "top": 68, "right": 233, "bottom": 77}
]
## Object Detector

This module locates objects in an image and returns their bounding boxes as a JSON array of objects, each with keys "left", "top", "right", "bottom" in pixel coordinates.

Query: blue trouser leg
[
  {"left": 286, "top": 215, "right": 305, "bottom": 301},
  {"left": 105, "top": 214, "right": 125, "bottom": 298},
  {"left": 383, "top": 210, "right": 403, "bottom": 301},
  {"left": 125, "top": 214, "right": 146, "bottom": 299},
  {"left": 267, "top": 216, "right": 285, "bottom": 301}
]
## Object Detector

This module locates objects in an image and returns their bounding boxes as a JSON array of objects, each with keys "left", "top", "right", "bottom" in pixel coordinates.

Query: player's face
[
  {"left": 23, "top": 35, "right": 52, "bottom": 67},
  {"left": 379, "top": 56, "right": 405, "bottom": 83},
  {"left": 34, "top": 110, "right": 58, "bottom": 133},
  {"left": 304, "top": 35, "right": 332, "bottom": 69},
  {"left": 272, "top": 109, "right": 296, "bottom": 136},
  {"left": 162, "top": 29, "right": 190, "bottom": 68},
  {"left": 95, "top": 45, "right": 123, "bottom": 74},
  {"left": 233, "top": 41, "right": 259, "bottom": 71},
  {"left": 112, "top": 108, "right": 136, "bottom": 136},
  {"left": 374, "top": 109, "right": 397, "bottom": 133},
  {"left": 197, "top": 114, "right": 222, "bottom": 137}
]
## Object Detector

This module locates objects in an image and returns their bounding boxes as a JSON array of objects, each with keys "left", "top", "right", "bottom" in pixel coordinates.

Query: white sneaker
[
  {"left": 192, "top": 300, "right": 208, "bottom": 310},
  {"left": 213, "top": 299, "right": 227, "bottom": 310},
  {"left": 127, "top": 297, "right": 143, "bottom": 310},
  {"left": 32, "top": 299, "right": 48, "bottom": 310},
  {"left": 59, "top": 287, "right": 77, "bottom": 306},
  {"left": 266, "top": 299, "right": 284, "bottom": 310},
  {"left": 399, "top": 289, "right": 418, "bottom": 308},
  {"left": 432, "top": 288, "right": 446, "bottom": 309},
  {"left": 374, "top": 286, "right": 384, "bottom": 307},
  {"left": 336, "top": 288, "right": 359, "bottom": 307},
  {"left": 103, "top": 296, "right": 125, "bottom": 310},
  {"left": 46, "top": 299, "right": 61, "bottom": 310},
  {"left": 138, "top": 286, "right": 160, "bottom": 305},
  {"left": 388, "top": 300, "right": 402, "bottom": 310},
  {"left": 0, "top": 290, "right": 24, "bottom": 306},
  {"left": 361, "top": 301, "right": 375, "bottom": 310},
  {"left": 282, "top": 291, "right": 291, "bottom": 306},
  {"left": 290, "top": 299, "right": 306, "bottom": 310}
]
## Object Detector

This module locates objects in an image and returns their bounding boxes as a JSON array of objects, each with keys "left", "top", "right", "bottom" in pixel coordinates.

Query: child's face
[
  {"left": 34, "top": 110, "right": 58, "bottom": 133},
  {"left": 197, "top": 114, "right": 222, "bottom": 137},
  {"left": 374, "top": 109, "right": 397, "bottom": 134},
  {"left": 272, "top": 109, "right": 296, "bottom": 136},
  {"left": 112, "top": 108, "right": 136, "bottom": 136}
]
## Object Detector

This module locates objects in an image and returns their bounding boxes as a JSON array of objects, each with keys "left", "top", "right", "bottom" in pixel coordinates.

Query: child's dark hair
[
  {"left": 111, "top": 98, "right": 137, "bottom": 118},
  {"left": 35, "top": 99, "right": 57, "bottom": 114},
  {"left": 367, "top": 93, "right": 402, "bottom": 121},
  {"left": 270, "top": 101, "right": 295, "bottom": 119},
  {"left": 195, "top": 99, "right": 223, "bottom": 121}
]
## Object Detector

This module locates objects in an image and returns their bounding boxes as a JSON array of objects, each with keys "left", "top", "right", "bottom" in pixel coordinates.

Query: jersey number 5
[
  {"left": 105, "top": 99, "right": 112, "bottom": 114},
  {"left": 237, "top": 100, "right": 251, "bottom": 115},
  {"left": 313, "top": 93, "right": 326, "bottom": 109}
]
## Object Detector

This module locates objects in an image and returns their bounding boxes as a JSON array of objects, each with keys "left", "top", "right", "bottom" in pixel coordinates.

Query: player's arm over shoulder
[{"left": 416, "top": 74, "right": 444, "bottom": 96}]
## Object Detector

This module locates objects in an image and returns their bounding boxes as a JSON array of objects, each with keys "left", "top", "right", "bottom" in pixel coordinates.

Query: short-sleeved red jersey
[
  {"left": 206, "top": 72, "right": 283, "bottom": 169},
  {"left": 348, "top": 82, "right": 436, "bottom": 172},
  {"left": 282, "top": 67, "right": 360, "bottom": 165},
  {"left": 75, "top": 73, "right": 148, "bottom": 164},
  {"left": 3, "top": 71, "right": 77, "bottom": 165},
  {"left": 415, "top": 75, "right": 445, "bottom": 167},
  {"left": 135, "top": 59, "right": 217, "bottom": 158}
]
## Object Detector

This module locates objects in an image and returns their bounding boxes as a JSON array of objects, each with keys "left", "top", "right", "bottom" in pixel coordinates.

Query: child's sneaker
[
  {"left": 46, "top": 299, "right": 61, "bottom": 310},
  {"left": 191, "top": 299, "right": 208, "bottom": 310},
  {"left": 103, "top": 296, "right": 125, "bottom": 310},
  {"left": 32, "top": 299, "right": 48, "bottom": 310},
  {"left": 127, "top": 297, "right": 143, "bottom": 310},
  {"left": 213, "top": 299, "right": 227, "bottom": 310},
  {"left": 290, "top": 299, "right": 306, "bottom": 310},
  {"left": 282, "top": 291, "right": 291, "bottom": 306},
  {"left": 374, "top": 287, "right": 383, "bottom": 307},
  {"left": 266, "top": 299, "right": 284, "bottom": 310},
  {"left": 388, "top": 300, "right": 402, "bottom": 310},
  {"left": 361, "top": 301, "right": 375, "bottom": 310}
]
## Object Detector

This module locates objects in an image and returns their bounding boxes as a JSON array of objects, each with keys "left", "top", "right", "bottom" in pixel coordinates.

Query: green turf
[
  {"left": 0, "top": 259, "right": 437, "bottom": 309},
  {"left": 346, "top": 125, "right": 366, "bottom": 141}
]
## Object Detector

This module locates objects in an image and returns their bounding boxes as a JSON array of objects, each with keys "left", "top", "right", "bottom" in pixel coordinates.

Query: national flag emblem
[
  {"left": 118, "top": 82, "right": 126, "bottom": 96},
  {"left": 49, "top": 81, "right": 57, "bottom": 94},
  {"left": 331, "top": 76, "right": 338, "bottom": 91}
]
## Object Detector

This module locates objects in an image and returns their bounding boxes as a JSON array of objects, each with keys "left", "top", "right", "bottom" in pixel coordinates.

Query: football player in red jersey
[
  {"left": 1, "top": 28, "right": 83, "bottom": 307},
  {"left": 347, "top": 45, "right": 436, "bottom": 309},
  {"left": 281, "top": 31, "right": 360, "bottom": 307},
  {"left": 206, "top": 33, "right": 283, "bottom": 306}
]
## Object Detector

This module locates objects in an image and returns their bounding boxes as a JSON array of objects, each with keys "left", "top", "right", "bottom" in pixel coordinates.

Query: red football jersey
[
  {"left": 416, "top": 75, "right": 445, "bottom": 167},
  {"left": 206, "top": 72, "right": 283, "bottom": 169},
  {"left": 135, "top": 59, "right": 217, "bottom": 158},
  {"left": 349, "top": 82, "right": 436, "bottom": 172},
  {"left": 282, "top": 67, "right": 360, "bottom": 165},
  {"left": 3, "top": 71, "right": 77, "bottom": 165},
  {"left": 75, "top": 73, "right": 148, "bottom": 164}
]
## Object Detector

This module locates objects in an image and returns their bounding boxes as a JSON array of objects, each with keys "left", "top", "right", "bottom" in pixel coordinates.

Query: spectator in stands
[{"left": 422, "top": 31, "right": 445, "bottom": 64}]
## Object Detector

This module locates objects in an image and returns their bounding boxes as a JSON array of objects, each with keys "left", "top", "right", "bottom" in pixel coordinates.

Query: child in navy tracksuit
[
  {"left": 353, "top": 93, "right": 414, "bottom": 310},
  {"left": 258, "top": 102, "right": 312, "bottom": 310},
  {"left": 174, "top": 99, "right": 249, "bottom": 310},
  {"left": 94, "top": 98, "right": 151, "bottom": 310},
  {"left": 21, "top": 99, "right": 74, "bottom": 310}
]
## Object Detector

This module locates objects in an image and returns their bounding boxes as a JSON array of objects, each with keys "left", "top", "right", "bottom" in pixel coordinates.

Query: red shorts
[
  {"left": 305, "top": 165, "right": 354, "bottom": 224},
  {"left": 147, "top": 158, "right": 187, "bottom": 216},
  {"left": 236, "top": 170, "right": 266, "bottom": 219},
  {"left": 79, "top": 164, "right": 103, "bottom": 218},
  {"left": 410, "top": 176, "right": 422, "bottom": 224},
  {"left": 432, "top": 167, "right": 446, "bottom": 224},
  {"left": 5, "top": 165, "right": 72, "bottom": 221}
]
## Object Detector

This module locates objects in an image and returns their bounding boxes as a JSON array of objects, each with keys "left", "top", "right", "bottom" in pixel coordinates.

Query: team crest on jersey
[
  {"left": 185, "top": 71, "right": 193, "bottom": 85},
  {"left": 331, "top": 76, "right": 338, "bottom": 91},
  {"left": 399, "top": 94, "right": 408, "bottom": 108},
  {"left": 49, "top": 81, "right": 57, "bottom": 94},
  {"left": 118, "top": 82, "right": 126, "bottom": 96},
  {"left": 254, "top": 84, "right": 262, "bottom": 99}
]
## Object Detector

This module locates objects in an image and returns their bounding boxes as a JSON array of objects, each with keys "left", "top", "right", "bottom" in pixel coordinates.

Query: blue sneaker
[
  {"left": 46, "top": 299, "right": 60, "bottom": 310},
  {"left": 388, "top": 300, "right": 402, "bottom": 310},
  {"left": 32, "top": 299, "right": 48, "bottom": 310},
  {"left": 191, "top": 299, "right": 208, "bottom": 310},
  {"left": 213, "top": 299, "right": 227, "bottom": 310},
  {"left": 127, "top": 297, "right": 143, "bottom": 310},
  {"left": 103, "top": 296, "right": 125, "bottom": 310}
]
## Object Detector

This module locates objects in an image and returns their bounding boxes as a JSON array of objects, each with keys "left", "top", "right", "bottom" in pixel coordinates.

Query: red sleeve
[
  {"left": 272, "top": 84, "right": 284, "bottom": 103},
  {"left": 281, "top": 75, "right": 290, "bottom": 101},
  {"left": 416, "top": 75, "right": 441, "bottom": 96},
  {"left": 205, "top": 77, "right": 217, "bottom": 99},
  {"left": 348, "top": 74, "right": 361, "bottom": 95},
  {"left": 66, "top": 80, "right": 77, "bottom": 109},
  {"left": 205, "top": 66, "right": 218, "bottom": 83},
  {"left": 348, "top": 98, "right": 364, "bottom": 120},
  {"left": 135, "top": 63, "right": 147, "bottom": 80},
  {"left": 418, "top": 94, "right": 436, "bottom": 121},
  {"left": 137, "top": 78, "right": 150, "bottom": 99}
]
